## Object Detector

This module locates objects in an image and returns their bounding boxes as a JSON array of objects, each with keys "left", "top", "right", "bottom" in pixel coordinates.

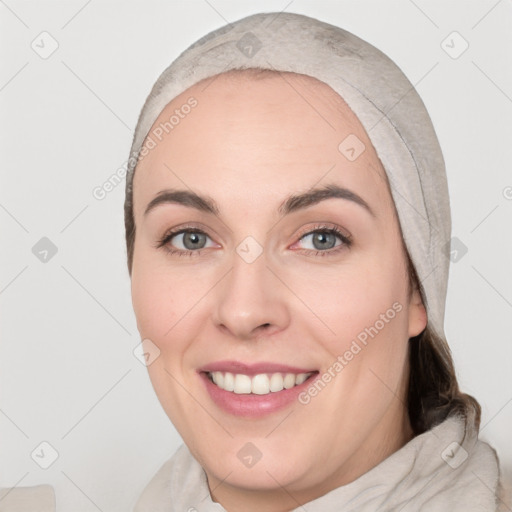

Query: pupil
[
  {"left": 314, "top": 232, "right": 335, "bottom": 250},
  {"left": 184, "top": 232, "right": 204, "bottom": 249}
]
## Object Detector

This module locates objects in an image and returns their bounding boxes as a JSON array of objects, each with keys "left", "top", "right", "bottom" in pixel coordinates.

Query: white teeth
[
  {"left": 234, "top": 374, "right": 252, "bottom": 394},
  {"left": 295, "top": 373, "right": 308, "bottom": 385},
  {"left": 223, "top": 372, "right": 235, "bottom": 391},
  {"left": 212, "top": 371, "right": 224, "bottom": 387},
  {"left": 251, "top": 374, "right": 270, "bottom": 395},
  {"left": 283, "top": 373, "right": 296, "bottom": 389},
  {"left": 269, "top": 373, "right": 284, "bottom": 392},
  {"left": 208, "top": 371, "right": 312, "bottom": 395}
]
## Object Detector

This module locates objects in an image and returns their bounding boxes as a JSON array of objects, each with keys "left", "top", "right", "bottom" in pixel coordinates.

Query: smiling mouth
[{"left": 205, "top": 371, "right": 316, "bottom": 395}]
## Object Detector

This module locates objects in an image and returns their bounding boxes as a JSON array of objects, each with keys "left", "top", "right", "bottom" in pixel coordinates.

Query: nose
[{"left": 212, "top": 247, "right": 290, "bottom": 341}]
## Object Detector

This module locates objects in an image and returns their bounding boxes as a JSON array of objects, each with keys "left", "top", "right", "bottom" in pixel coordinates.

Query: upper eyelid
[
  {"left": 296, "top": 223, "right": 350, "bottom": 239},
  {"left": 164, "top": 223, "right": 344, "bottom": 238}
]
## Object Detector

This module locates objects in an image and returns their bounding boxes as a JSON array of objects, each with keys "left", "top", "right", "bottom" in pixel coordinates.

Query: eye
[
  {"left": 156, "top": 227, "right": 217, "bottom": 256},
  {"left": 292, "top": 224, "right": 352, "bottom": 256},
  {"left": 156, "top": 223, "right": 352, "bottom": 258}
]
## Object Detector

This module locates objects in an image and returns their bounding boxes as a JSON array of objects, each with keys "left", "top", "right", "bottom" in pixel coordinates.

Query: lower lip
[{"left": 199, "top": 372, "right": 318, "bottom": 418}]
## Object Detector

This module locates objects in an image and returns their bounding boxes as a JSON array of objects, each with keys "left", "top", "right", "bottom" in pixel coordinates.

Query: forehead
[{"left": 133, "top": 71, "right": 392, "bottom": 216}]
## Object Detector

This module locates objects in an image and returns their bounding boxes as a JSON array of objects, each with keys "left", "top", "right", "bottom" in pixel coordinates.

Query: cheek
[
  {"left": 328, "top": 255, "right": 410, "bottom": 396},
  {"left": 131, "top": 267, "right": 170, "bottom": 340},
  {"left": 335, "top": 269, "right": 408, "bottom": 343},
  {"left": 293, "top": 258, "right": 411, "bottom": 432},
  {"left": 131, "top": 230, "right": 191, "bottom": 336},
  {"left": 130, "top": 249, "right": 213, "bottom": 370},
  {"left": 292, "top": 253, "right": 409, "bottom": 344},
  {"left": 130, "top": 259, "right": 198, "bottom": 428},
  {"left": 130, "top": 246, "right": 187, "bottom": 350},
  {"left": 289, "top": 243, "right": 412, "bottom": 404}
]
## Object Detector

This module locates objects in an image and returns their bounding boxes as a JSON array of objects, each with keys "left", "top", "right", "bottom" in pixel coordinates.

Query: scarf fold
[{"left": 133, "top": 412, "right": 501, "bottom": 511}]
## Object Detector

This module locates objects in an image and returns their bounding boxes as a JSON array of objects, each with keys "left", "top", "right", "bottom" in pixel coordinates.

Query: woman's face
[{"left": 131, "top": 71, "right": 427, "bottom": 506}]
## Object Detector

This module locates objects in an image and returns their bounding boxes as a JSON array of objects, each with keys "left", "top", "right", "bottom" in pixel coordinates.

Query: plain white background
[{"left": 1, "top": 1, "right": 511, "bottom": 510}]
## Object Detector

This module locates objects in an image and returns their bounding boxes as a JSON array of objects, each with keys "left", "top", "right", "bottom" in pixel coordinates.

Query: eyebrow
[{"left": 144, "top": 183, "right": 374, "bottom": 218}]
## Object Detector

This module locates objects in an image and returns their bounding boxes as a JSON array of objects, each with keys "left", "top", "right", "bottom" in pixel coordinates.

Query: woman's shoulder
[{"left": 496, "top": 462, "right": 512, "bottom": 511}]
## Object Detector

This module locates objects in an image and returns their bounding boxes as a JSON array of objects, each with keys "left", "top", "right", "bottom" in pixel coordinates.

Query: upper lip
[{"left": 199, "top": 360, "right": 317, "bottom": 376}]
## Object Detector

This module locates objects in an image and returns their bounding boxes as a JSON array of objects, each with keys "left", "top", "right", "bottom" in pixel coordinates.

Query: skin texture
[{"left": 130, "top": 71, "right": 427, "bottom": 512}]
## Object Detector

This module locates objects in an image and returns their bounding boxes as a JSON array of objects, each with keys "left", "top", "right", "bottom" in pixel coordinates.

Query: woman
[{"left": 124, "top": 11, "right": 505, "bottom": 511}]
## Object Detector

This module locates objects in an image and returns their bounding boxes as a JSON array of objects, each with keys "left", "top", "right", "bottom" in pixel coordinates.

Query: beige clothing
[{"left": 134, "top": 412, "right": 506, "bottom": 511}]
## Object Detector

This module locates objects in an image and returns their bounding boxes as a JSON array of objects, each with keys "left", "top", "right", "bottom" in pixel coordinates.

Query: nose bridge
[{"left": 213, "top": 237, "right": 288, "bottom": 339}]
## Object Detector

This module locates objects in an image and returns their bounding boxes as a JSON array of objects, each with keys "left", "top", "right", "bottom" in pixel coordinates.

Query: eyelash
[{"left": 155, "top": 223, "right": 352, "bottom": 258}]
